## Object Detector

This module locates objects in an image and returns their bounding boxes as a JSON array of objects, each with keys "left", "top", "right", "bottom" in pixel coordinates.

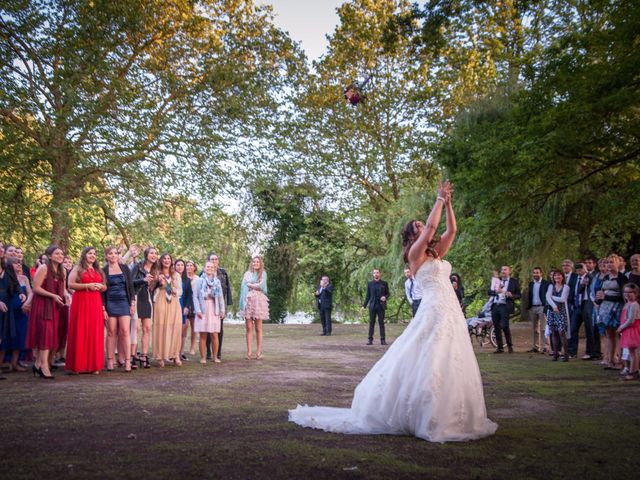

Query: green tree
[
  {"left": 0, "top": 0, "right": 304, "bottom": 250},
  {"left": 438, "top": 0, "right": 640, "bottom": 265}
]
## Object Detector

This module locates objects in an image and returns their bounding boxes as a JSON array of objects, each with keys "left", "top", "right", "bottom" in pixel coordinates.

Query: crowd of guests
[
  {"left": 467, "top": 254, "right": 640, "bottom": 381},
  {"left": 0, "top": 241, "right": 270, "bottom": 380}
]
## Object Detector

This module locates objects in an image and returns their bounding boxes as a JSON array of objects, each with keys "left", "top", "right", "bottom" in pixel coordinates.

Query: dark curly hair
[{"left": 401, "top": 220, "right": 440, "bottom": 264}]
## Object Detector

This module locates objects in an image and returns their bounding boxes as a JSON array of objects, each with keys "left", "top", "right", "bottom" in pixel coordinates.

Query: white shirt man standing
[{"left": 404, "top": 268, "right": 422, "bottom": 317}]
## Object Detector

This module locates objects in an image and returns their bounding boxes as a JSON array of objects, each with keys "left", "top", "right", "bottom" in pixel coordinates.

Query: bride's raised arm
[
  {"left": 434, "top": 183, "right": 457, "bottom": 258},
  {"left": 407, "top": 181, "right": 448, "bottom": 264}
]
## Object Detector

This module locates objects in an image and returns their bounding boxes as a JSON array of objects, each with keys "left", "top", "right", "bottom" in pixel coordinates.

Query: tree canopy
[{"left": 1, "top": 0, "right": 638, "bottom": 319}]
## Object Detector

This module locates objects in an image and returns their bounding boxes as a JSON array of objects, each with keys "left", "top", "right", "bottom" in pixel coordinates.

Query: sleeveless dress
[
  {"left": 105, "top": 273, "right": 130, "bottom": 317},
  {"left": 133, "top": 263, "right": 153, "bottom": 319},
  {"left": 240, "top": 271, "right": 269, "bottom": 321},
  {"left": 26, "top": 270, "right": 65, "bottom": 350},
  {"left": 619, "top": 302, "right": 640, "bottom": 349},
  {"left": 289, "top": 259, "right": 497, "bottom": 442},
  {"left": 152, "top": 273, "right": 183, "bottom": 360},
  {"left": 65, "top": 269, "right": 105, "bottom": 373}
]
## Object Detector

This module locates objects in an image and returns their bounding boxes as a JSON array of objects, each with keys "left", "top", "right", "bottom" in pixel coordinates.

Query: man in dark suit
[
  {"left": 362, "top": 268, "right": 390, "bottom": 345},
  {"left": 489, "top": 265, "right": 521, "bottom": 353},
  {"left": 526, "top": 267, "right": 549, "bottom": 353},
  {"left": 581, "top": 256, "right": 601, "bottom": 360},
  {"left": 568, "top": 263, "right": 593, "bottom": 358},
  {"left": 315, "top": 275, "right": 334, "bottom": 336},
  {"left": 205, "top": 252, "right": 232, "bottom": 361},
  {"left": 562, "top": 259, "right": 577, "bottom": 306}
]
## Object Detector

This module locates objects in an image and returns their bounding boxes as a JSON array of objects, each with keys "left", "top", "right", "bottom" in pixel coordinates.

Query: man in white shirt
[
  {"left": 562, "top": 259, "right": 576, "bottom": 298},
  {"left": 488, "top": 265, "right": 521, "bottom": 353},
  {"left": 527, "top": 267, "right": 549, "bottom": 353},
  {"left": 404, "top": 268, "right": 422, "bottom": 317},
  {"left": 568, "top": 263, "right": 591, "bottom": 358}
]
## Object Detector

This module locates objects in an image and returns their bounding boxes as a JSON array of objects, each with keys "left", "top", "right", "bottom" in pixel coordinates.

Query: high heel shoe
[
  {"left": 107, "top": 358, "right": 115, "bottom": 371},
  {"left": 38, "top": 367, "right": 55, "bottom": 380},
  {"left": 32, "top": 365, "right": 38, "bottom": 377},
  {"left": 139, "top": 354, "right": 150, "bottom": 369}
]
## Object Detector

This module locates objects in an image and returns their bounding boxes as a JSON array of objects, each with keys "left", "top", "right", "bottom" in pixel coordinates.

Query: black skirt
[{"left": 136, "top": 287, "right": 153, "bottom": 319}]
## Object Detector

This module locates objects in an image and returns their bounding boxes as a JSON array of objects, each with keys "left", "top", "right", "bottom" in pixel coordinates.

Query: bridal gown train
[{"left": 288, "top": 259, "right": 497, "bottom": 442}]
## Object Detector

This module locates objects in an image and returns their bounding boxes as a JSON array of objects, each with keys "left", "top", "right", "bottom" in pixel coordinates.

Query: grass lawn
[{"left": 1, "top": 322, "right": 639, "bottom": 479}]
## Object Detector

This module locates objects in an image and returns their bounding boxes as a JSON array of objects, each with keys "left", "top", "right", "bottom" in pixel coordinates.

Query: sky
[{"left": 257, "top": 0, "right": 344, "bottom": 61}]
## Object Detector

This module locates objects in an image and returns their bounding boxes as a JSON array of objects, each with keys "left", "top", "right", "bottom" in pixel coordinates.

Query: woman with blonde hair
[
  {"left": 596, "top": 255, "right": 628, "bottom": 369},
  {"left": 193, "top": 261, "right": 225, "bottom": 364},
  {"left": 239, "top": 256, "right": 269, "bottom": 360},
  {"left": 102, "top": 246, "right": 135, "bottom": 372},
  {"left": 151, "top": 253, "right": 183, "bottom": 367}
]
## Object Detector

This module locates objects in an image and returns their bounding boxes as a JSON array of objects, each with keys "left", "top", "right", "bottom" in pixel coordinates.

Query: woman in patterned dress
[
  {"left": 596, "top": 255, "right": 627, "bottom": 369},
  {"left": 239, "top": 256, "right": 269, "bottom": 360},
  {"left": 545, "top": 270, "right": 570, "bottom": 361}
]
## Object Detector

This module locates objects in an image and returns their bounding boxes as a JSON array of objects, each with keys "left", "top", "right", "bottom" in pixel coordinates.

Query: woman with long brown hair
[
  {"left": 290, "top": 181, "right": 497, "bottom": 442},
  {"left": 151, "top": 253, "right": 183, "bottom": 367},
  {"left": 183, "top": 260, "right": 198, "bottom": 356},
  {"left": 131, "top": 247, "right": 158, "bottom": 368},
  {"left": 66, "top": 247, "right": 107, "bottom": 374},
  {"left": 25, "top": 245, "right": 67, "bottom": 379},
  {"left": 239, "top": 255, "right": 269, "bottom": 360}
]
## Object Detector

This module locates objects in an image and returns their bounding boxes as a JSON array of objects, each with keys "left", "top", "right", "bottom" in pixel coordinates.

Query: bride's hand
[{"left": 441, "top": 180, "right": 453, "bottom": 204}]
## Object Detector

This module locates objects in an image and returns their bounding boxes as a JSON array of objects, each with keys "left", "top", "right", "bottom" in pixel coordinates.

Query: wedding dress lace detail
[{"left": 288, "top": 259, "right": 497, "bottom": 442}]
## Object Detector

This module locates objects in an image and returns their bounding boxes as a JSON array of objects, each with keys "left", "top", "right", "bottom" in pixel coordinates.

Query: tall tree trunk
[
  {"left": 50, "top": 204, "right": 71, "bottom": 252},
  {"left": 48, "top": 148, "right": 77, "bottom": 252}
]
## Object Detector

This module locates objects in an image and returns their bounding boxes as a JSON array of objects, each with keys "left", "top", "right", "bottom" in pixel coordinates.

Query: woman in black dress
[
  {"left": 131, "top": 247, "right": 158, "bottom": 368},
  {"left": 103, "top": 246, "right": 135, "bottom": 372}
]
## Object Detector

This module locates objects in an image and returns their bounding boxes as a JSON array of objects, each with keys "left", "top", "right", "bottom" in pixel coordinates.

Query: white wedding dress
[{"left": 288, "top": 259, "right": 497, "bottom": 442}]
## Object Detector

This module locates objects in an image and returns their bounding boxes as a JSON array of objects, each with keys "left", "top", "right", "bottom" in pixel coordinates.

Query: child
[{"left": 617, "top": 283, "right": 640, "bottom": 381}]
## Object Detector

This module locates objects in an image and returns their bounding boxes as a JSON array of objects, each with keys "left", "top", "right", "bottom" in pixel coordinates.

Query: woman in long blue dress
[{"left": 0, "top": 258, "right": 25, "bottom": 372}]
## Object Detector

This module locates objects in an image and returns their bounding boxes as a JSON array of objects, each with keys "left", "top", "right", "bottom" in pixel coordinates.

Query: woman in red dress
[
  {"left": 65, "top": 247, "right": 107, "bottom": 374},
  {"left": 25, "top": 245, "right": 67, "bottom": 379}
]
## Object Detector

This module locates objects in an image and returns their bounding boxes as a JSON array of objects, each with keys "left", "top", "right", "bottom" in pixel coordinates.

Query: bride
[{"left": 288, "top": 181, "right": 497, "bottom": 442}]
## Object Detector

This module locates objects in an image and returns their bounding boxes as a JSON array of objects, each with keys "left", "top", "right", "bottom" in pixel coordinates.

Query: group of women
[{"left": 0, "top": 242, "right": 270, "bottom": 380}]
